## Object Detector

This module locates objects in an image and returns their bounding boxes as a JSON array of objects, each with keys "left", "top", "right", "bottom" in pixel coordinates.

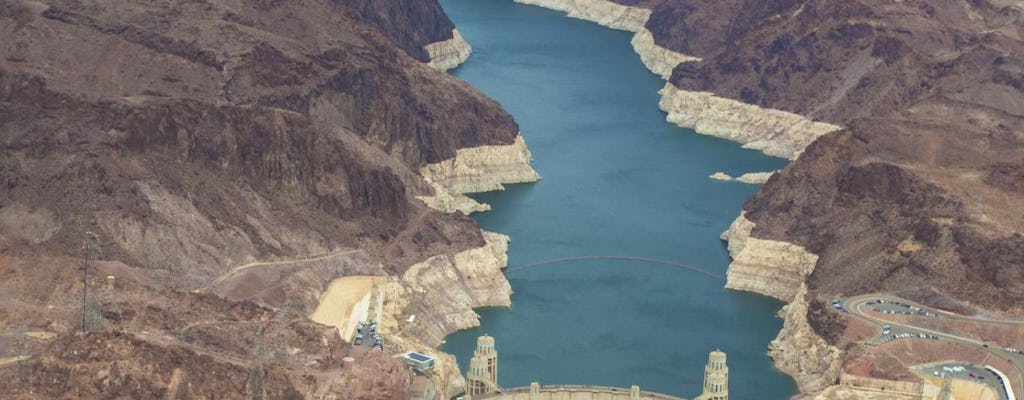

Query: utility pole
[{"left": 82, "top": 231, "right": 95, "bottom": 332}]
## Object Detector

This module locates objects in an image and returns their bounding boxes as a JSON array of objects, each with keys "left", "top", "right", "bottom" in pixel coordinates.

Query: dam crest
[{"left": 456, "top": 336, "right": 729, "bottom": 400}]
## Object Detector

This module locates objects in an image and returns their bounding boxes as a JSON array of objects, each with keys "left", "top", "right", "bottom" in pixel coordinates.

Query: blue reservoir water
[{"left": 438, "top": 1, "right": 796, "bottom": 398}]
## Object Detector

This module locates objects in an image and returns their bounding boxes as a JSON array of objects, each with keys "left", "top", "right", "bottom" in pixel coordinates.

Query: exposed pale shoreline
[
  {"left": 709, "top": 171, "right": 776, "bottom": 184},
  {"left": 508, "top": 2, "right": 848, "bottom": 396},
  {"left": 659, "top": 86, "right": 841, "bottom": 160},
  {"left": 380, "top": 231, "right": 514, "bottom": 397},
  {"left": 721, "top": 213, "right": 842, "bottom": 393},
  {"left": 425, "top": 29, "right": 473, "bottom": 71},
  {"left": 418, "top": 135, "right": 541, "bottom": 214},
  {"left": 422, "top": 1, "right": 846, "bottom": 397},
  {"left": 513, "top": 0, "right": 841, "bottom": 160}
]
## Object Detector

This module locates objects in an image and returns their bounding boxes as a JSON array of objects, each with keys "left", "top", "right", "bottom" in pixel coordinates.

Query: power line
[
  {"left": 504, "top": 256, "right": 725, "bottom": 281},
  {"left": 81, "top": 231, "right": 96, "bottom": 332}
]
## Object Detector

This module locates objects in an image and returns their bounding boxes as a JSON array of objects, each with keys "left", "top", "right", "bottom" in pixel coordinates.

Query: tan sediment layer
[
  {"left": 709, "top": 171, "right": 776, "bottom": 184},
  {"left": 512, "top": 0, "right": 840, "bottom": 160},
  {"left": 514, "top": 0, "right": 650, "bottom": 32},
  {"left": 630, "top": 28, "right": 699, "bottom": 79},
  {"left": 418, "top": 135, "right": 541, "bottom": 214},
  {"left": 722, "top": 212, "right": 818, "bottom": 302},
  {"left": 722, "top": 213, "right": 841, "bottom": 394},
  {"left": 769, "top": 284, "right": 843, "bottom": 394},
  {"left": 425, "top": 29, "right": 473, "bottom": 71},
  {"left": 379, "top": 231, "right": 514, "bottom": 398},
  {"left": 659, "top": 85, "right": 843, "bottom": 160},
  {"left": 513, "top": 0, "right": 699, "bottom": 80}
]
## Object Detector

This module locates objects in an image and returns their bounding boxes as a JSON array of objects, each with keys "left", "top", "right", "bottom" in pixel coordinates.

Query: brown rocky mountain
[
  {"left": 0, "top": 0, "right": 532, "bottom": 398},
  {"left": 633, "top": 0, "right": 1024, "bottom": 310}
]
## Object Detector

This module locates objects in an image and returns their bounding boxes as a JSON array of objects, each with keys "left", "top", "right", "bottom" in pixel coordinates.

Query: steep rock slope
[
  {"left": 526, "top": 0, "right": 1024, "bottom": 396},
  {"left": 0, "top": 0, "right": 536, "bottom": 397},
  {"left": 336, "top": 0, "right": 472, "bottom": 69}
]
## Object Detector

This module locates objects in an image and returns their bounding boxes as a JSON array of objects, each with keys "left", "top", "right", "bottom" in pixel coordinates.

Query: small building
[{"left": 402, "top": 351, "right": 436, "bottom": 373}]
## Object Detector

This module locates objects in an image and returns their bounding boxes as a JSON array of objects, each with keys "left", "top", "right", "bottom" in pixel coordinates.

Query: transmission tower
[
  {"left": 938, "top": 373, "right": 952, "bottom": 400},
  {"left": 81, "top": 231, "right": 96, "bottom": 332},
  {"left": 247, "top": 324, "right": 267, "bottom": 400}
]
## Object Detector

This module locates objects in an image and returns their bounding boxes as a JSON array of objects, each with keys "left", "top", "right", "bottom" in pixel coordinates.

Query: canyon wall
[
  {"left": 511, "top": 0, "right": 840, "bottom": 160},
  {"left": 513, "top": 0, "right": 700, "bottom": 81},
  {"left": 722, "top": 213, "right": 840, "bottom": 393},
  {"left": 659, "top": 86, "right": 841, "bottom": 160},
  {"left": 768, "top": 284, "right": 843, "bottom": 394},
  {"left": 630, "top": 28, "right": 699, "bottom": 79},
  {"left": 721, "top": 213, "right": 818, "bottom": 303},
  {"left": 514, "top": 0, "right": 649, "bottom": 32},
  {"left": 426, "top": 29, "right": 473, "bottom": 71},
  {"left": 380, "top": 231, "right": 514, "bottom": 397},
  {"left": 0, "top": 0, "right": 539, "bottom": 398},
  {"left": 419, "top": 135, "right": 541, "bottom": 214}
]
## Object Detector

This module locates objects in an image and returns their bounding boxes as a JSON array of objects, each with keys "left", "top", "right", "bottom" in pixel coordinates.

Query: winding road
[
  {"left": 205, "top": 249, "right": 362, "bottom": 289},
  {"left": 842, "top": 295, "right": 1024, "bottom": 399}
]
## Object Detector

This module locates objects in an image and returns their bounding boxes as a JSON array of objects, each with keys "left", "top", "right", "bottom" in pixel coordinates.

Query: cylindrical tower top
[
  {"left": 475, "top": 334, "right": 496, "bottom": 357},
  {"left": 469, "top": 355, "right": 487, "bottom": 375}
]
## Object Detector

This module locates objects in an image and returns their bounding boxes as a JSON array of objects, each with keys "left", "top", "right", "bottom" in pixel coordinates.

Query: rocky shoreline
[
  {"left": 382, "top": 231, "right": 514, "bottom": 397},
  {"left": 404, "top": 134, "right": 539, "bottom": 395},
  {"left": 479, "top": 1, "right": 1024, "bottom": 399},
  {"left": 418, "top": 135, "right": 541, "bottom": 214},
  {"left": 721, "top": 213, "right": 841, "bottom": 393},
  {"left": 709, "top": 171, "right": 775, "bottom": 184},
  {"left": 658, "top": 86, "right": 841, "bottom": 160},
  {"left": 515, "top": 0, "right": 846, "bottom": 396},
  {"left": 512, "top": 0, "right": 839, "bottom": 160},
  {"left": 425, "top": 29, "right": 473, "bottom": 71}
]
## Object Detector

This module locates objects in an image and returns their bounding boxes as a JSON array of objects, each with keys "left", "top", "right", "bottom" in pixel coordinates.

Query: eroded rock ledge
[
  {"left": 513, "top": 0, "right": 840, "bottom": 160},
  {"left": 709, "top": 171, "right": 776, "bottom": 184},
  {"left": 722, "top": 212, "right": 841, "bottom": 393},
  {"left": 770, "top": 284, "right": 844, "bottom": 394},
  {"left": 425, "top": 29, "right": 473, "bottom": 71},
  {"left": 514, "top": 0, "right": 697, "bottom": 79},
  {"left": 721, "top": 212, "right": 818, "bottom": 302},
  {"left": 381, "top": 231, "right": 514, "bottom": 397},
  {"left": 418, "top": 135, "right": 541, "bottom": 214},
  {"left": 660, "top": 86, "right": 842, "bottom": 160},
  {"left": 514, "top": 0, "right": 649, "bottom": 31},
  {"left": 630, "top": 28, "right": 699, "bottom": 79}
]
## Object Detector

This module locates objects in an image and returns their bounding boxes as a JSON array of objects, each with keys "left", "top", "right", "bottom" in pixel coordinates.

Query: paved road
[
  {"left": 205, "top": 249, "right": 361, "bottom": 289},
  {"left": 841, "top": 295, "right": 1024, "bottom": 399}
]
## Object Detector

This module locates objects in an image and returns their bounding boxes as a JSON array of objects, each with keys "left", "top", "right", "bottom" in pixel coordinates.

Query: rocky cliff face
[
  {"left": 514, "top": 0, "right": 700, "bottom": 81},
  {"left": 722, "top": 213, "right": 818, "bottom": 303},
  {"left": 334, "top": 0, "right": 457, "bottom": 62},
  {"left": 721, "top": 213, "right": 839, "bottom": 393},
  {"left": 419, "top": 136, "right": 542, "bottom": 214},
  {"left": 769, "top": 285, "right": 844, "bottom": 394},
  {"left": 659, "top": 86, "right": 840, "bottom": 159},
  {"left": 0, "top": 0, "right": 537, "bottom": 397},
  {"left": 425, "top": 29, "right": 473, "bottom": 71},
  {"left": 379, "top": 231, "right": 513, "bottom": 397},
  {"left": 593, "top": 0, "right": 1023, "bottom": 397},
  {"left": 515, "top": 0, "right": 651, "bottom": 32}
]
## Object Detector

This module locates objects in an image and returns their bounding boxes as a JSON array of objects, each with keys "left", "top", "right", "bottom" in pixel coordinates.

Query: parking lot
[
  {"left": 865, "top": 299, "right": 939, "bottom": 318},
  {"left": 917, "top": 362, "right": 1011, "bottom": 400}
]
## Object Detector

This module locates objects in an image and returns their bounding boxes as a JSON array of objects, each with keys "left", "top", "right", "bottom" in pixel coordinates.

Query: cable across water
[{"left": 504, "top": 256, "right": 725, "bottom": 281}]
